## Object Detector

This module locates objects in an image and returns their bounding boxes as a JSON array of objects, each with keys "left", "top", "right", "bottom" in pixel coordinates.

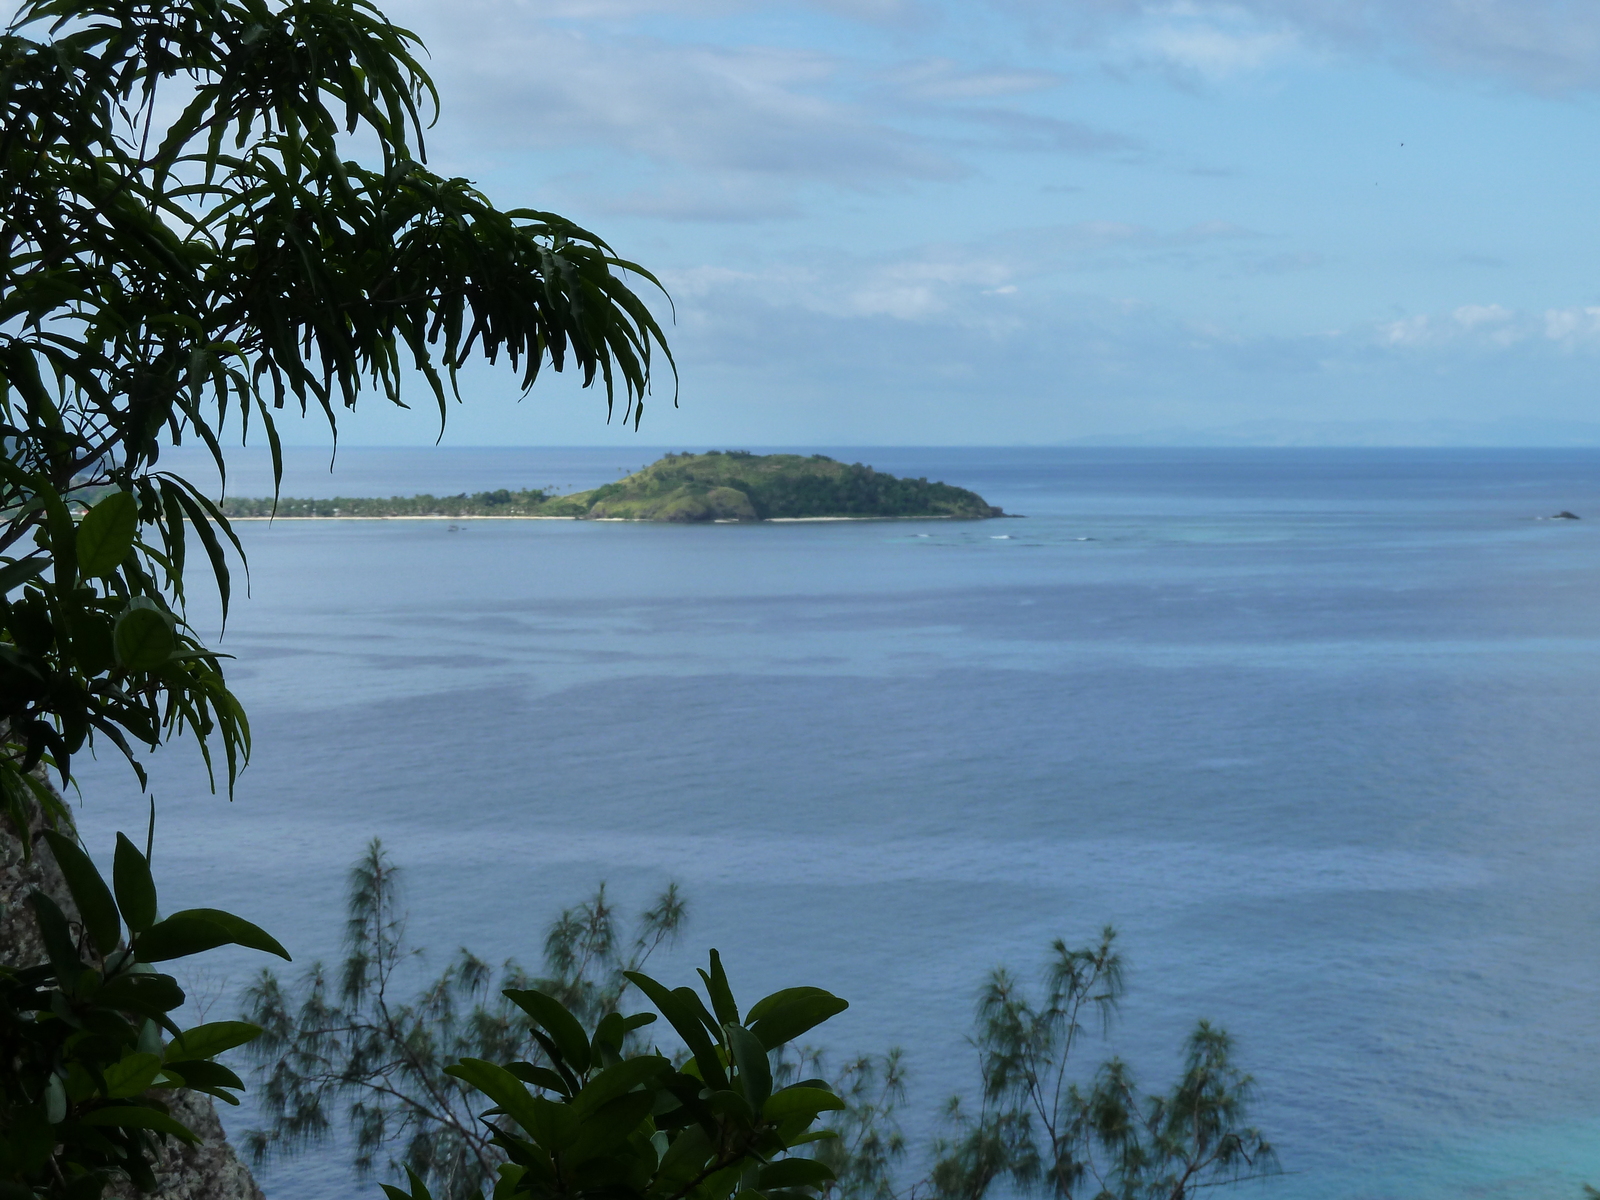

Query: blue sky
[{"left": 316, "top": 0, "right": 1600, "bottom": 446}]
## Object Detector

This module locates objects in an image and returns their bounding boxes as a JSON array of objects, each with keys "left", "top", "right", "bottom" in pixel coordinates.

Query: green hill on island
[{"left": 220, "top": 451, "right": 1007, "bottom": 522}]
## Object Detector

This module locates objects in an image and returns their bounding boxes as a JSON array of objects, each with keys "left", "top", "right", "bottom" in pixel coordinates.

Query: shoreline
[{"left": 225, "top": 512, "right": 982, "bottom": 523}]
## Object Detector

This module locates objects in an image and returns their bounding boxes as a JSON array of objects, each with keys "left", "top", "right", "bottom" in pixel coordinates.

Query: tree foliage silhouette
[{"left": 0, "top": 0, "right": 673, "bottom": 830}]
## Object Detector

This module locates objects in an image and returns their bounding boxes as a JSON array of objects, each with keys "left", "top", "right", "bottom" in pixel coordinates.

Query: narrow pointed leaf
[
  {"left": 701, "top": 949, "right": 739, "bottom": 1025},
  {"left": 726, "top": 1023, "right": 772, "bottom": 1110},
  {"left": 136, "top": 909, "right": 288, "bottom": 962},
  {"left": 27, "top": 892, "right": 82, "bottom": 981},
  {"left": 168, "top": 1021, "right": 263, "bottom": 1062},
  {"left": 758, "top": 1159, "right": 835, "bottom": 1190},
  {"left": 504, "top": 989, "right": 591, "bottom": 1074},
  {"left": 79, "top": 1105, "right": 200, "bottom": 1144},
  {"left": 40, "top": 831, "right": 119, "bottom": 957},
  {"left": 113, "top": 833, "right": 158, "bottom": 935},
  {"left": 623, "top": 970, "right": 729, "bottom": 1089}
]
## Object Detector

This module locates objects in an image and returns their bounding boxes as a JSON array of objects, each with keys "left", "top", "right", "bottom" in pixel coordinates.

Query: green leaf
[
  {"left": 79, "top": 1104, "right": 200, "bottom": 1144},
  {"left": 592, "top": 1011, "right": 628, "bottom": 1057},
  {"left": 564, "top": 1090, "right": 657, "bottom": 1165},
  {"left": 652, "top": 1123, "right": 715, "bottom": 1191},
  {"left": 3, "top": 1102, "right": 52, "bottom": 1171},
  {"left": 114, "top": 605, "right": 175, "bottom": 670},
  {"left": 508, "top": 1062, "right": 572, "bottom": 1095},
  {"left": 159, "top": 1058, "right": 246, "bottom": 1097},
  {"left": 168, "top": 1021, "right": 263, "bottom": 1062},
  {"left": 381, "top": 1166, "right": 435, "bottom": 1200},
  {"left": 40, "top": 831, "right": 119, "bottom": 957},
  {"left": 707, "top": 1089, "right": 756, "bottom": 1125},
  {"left": 592, "top": 1009, "right": 655, "bottom": 1056},
  {"left": 786, "top": 1130, "right": 839, "bottom": 1146},
  {"left": 623, "top": 971, "right": 729, "bottom": 1090},
  {"left": 113, "top": 833, "right": 158, "bottom": 935},
  {"left": 761, "top": 1087, "right": 846, "bottom": 1124},
  {"left": 67, "top": 608, "right": 116, "bottom": 675},
  {"left": 75, "top": 491, "right": 138, "bottom": 578},
  {"left": 745, "top": 988, "right": 849, "bottom": 1051},
  {"left": 699, "top": 949, "right": 739, "bottom": 1025},
  {"left": 757, "top": 1159, "right": 835, "bottom": 1191},
  {"left": 673, "top": 986, "right": 723, "bottom": 1038},
  {"left": 0, "top": 555, "right": 48, "bottom": 596},
  {"left": 504, "top": 988, "right": 592, "bottom": 1074},
  {"left": 570, "top": 1056, "right": 671, "bottom": 1121},
  {"left": 727, "top": 1023, "right": 772, "bottom": 1110},
  {"left": 445, "top": 1058, "right": 563, "bottom": 1146},
  {"left": 136, "top": 910, "right": 289, "bottom": 963},
  {"left": 27, "top": 892, "right": 82, "bottom": 981},
  {"left": 97, "top": 973, "right": 187, "bottom": 1029},
  {"left": 175, "top": 909, "right": 288, "bottom": 959},
  {"left": 102, "top": 1052, "right": 163, "bottom": 1099}
]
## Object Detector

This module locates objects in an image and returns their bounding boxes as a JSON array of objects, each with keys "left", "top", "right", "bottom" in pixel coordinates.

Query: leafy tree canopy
[{"left": 0, "top": 0, "right": 673, "bottom": 829}]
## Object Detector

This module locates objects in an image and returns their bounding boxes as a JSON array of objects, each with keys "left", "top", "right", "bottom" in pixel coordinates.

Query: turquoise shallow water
[{"left": 68, "top": 447, "right": 1600, "bottom": 1199}]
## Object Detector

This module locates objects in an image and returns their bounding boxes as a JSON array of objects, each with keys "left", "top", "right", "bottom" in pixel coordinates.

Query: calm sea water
[{"left": 70, "top": 447, "right": 1600, "bottom": 1200}]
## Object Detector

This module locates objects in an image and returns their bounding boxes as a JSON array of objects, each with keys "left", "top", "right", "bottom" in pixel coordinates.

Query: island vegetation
[{"left": 217, "top": 451, "right": 1007, "bottom": 522}]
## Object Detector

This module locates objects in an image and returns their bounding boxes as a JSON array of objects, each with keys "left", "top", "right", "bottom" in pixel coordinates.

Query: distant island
[{"left": 219, "top": 451, "right": 1008, "bottom": 523}]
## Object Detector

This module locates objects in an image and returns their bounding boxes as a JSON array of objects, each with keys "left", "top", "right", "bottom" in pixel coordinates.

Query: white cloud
[
  {"left": 1000, "top": 0, "right": 1600, "bottom": 92},
  {"left": 386, "top": 1, "right": 968, "bottom": 203},
  {"left": 1452, "top": 302, "right": 1513, "bottom": 327},
  {"left": 650, "top": 269, "right": 1600, "bottom": 443},
  {"left": 1134, "top": 16, "right": 1300, "bottom": 79},
  {"left": 452, "top": 29, "right": 958, "bottom": 182},
  {"left": 1378, "top": 314, "right": 1431, "bottom": 346},
  {"left": 656, "top": 220, "right": 1265, "bottom": 325},
  {"left": 885, "top": 59, "right": 1067, "bottom": 100},
  {"left": 1543, "top": 306, "right": 1600, "bottom": 347},
  {"left": 1374, "top": 303, "right": 1600, "bottom": 352},
  {"left": 381, "top": 0, "right": 1142, "bottom": 221}
]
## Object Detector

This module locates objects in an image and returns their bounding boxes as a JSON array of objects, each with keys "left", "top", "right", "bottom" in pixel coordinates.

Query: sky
[{"left": 297, "top": 0, "right": 1600, "bottom": 446}]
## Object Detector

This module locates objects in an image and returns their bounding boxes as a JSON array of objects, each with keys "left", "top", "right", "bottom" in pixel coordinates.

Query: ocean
[{"left": 69, "top": 446, "right": 1600, "bottom": 1200}]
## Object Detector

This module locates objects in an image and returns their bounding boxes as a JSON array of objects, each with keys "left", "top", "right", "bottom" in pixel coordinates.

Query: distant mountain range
[{"left": 1070, "top": 418, "right": 1600, "bottom": 448}]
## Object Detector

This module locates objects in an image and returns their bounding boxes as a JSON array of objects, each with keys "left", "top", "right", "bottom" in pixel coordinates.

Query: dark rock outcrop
[{"left": 104, "top": 1091, "right": 266, "bottom": 1200}]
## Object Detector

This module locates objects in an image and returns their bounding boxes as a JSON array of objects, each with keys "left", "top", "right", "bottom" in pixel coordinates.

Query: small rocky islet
[{"left": 221, "top": 450, "right": 1008, "bottom": 523}]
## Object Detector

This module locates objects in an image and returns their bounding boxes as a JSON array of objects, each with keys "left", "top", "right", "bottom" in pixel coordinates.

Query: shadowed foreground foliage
[
  {"left": 246, "top": 843, "right": 854, "bottom": 1200},
  {"left": 1, "top": 826, "right": 289, "bottom": 1198},
  {"left": 242, "top": 841, "right": 687, "bottom": 1198},
  {"left": 242, "top": 850, "right": 1274, "bottom": 1200}
]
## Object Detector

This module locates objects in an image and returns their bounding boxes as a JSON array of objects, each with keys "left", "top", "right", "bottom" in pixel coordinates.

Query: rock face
[
  {"left": 1, "top": 797, "right": 267, "bottom": 1200},
  {"left": 0, "top": 799, "right": 72, "bottom": 971},
  {"left": 104, "top": 1091, "right": 267, "bottom": 1200}
]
